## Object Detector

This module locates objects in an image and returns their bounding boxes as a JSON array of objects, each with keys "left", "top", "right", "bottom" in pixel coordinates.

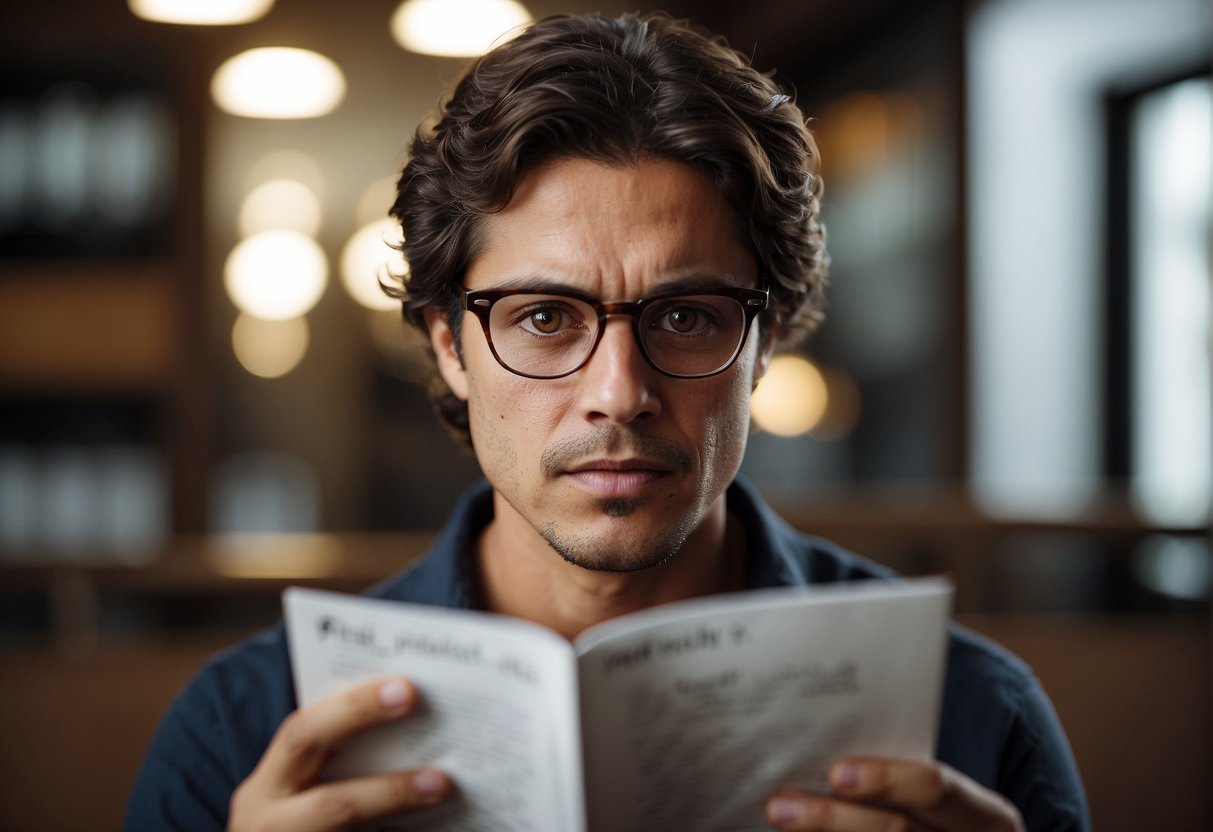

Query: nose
[{"left": 576, "top": 317, "right": 662, "bottom": 425}]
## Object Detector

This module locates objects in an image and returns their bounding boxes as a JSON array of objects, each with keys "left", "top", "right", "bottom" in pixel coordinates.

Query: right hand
[{"left": 229, "top": 677, "right": 451, "bottom": 831}]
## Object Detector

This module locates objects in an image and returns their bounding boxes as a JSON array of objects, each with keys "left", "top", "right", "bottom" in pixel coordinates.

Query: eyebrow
[{"left": 484, "top": 273, "right": 752, "bottom": 298}]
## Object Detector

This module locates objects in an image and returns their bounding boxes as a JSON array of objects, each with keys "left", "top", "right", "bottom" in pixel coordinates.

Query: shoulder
[
  {"left": 154, "top": 623, "right": 293, "bottom": 753},
  {"left": 189, "top": 624, "right": 296, "bottom": 733},
  {"left": 938, "top": 625, "right": 1090, "bottom": 829},
  {"left": 939, "top": 623, "right": 1047, "bottom": 758},
  {"left": 168, "top": 624, "right": 295, "bottom": 759},
  {"left": 125, "top": 626, "right": 294, "bottom": 829}
]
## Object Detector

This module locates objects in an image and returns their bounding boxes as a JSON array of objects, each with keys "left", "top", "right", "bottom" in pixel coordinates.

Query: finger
[
  {"left": 262, "top": 767, "right": 451, "bottom": 832},
  {"left": 252, "top": 677, "right": 418, "bottom": 793},
  {"left": 829, "top": 758, "right": 1023, "bottom": 831},
  {"left": 765, "top": 789, "right": 929, "bottom": 832}
]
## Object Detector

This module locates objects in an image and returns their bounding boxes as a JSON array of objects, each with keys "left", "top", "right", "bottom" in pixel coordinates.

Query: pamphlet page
[
  {"left": 284, "top": 588, "right": 585, "bottom": 832},
  {"left": 574, "top": 578, "right": 952, "bottom": 832}
]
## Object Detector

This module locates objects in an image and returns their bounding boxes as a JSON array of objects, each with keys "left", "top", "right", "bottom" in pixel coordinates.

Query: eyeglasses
[{"left": 462, "top": 284, "right": 768, "bottom": 379}]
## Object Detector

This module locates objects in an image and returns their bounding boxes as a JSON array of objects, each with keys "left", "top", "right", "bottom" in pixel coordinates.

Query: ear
[{"left": 425, "top": 308, "right": 469, "bottom": 401}]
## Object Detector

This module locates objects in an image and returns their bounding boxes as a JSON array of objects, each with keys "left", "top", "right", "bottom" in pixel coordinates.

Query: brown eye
[
  {"left": 664, "top": 307, "right": 701, "bottom": 334},
  {"left": 526, "top": 307, "right": 564, "bottom": 334}
]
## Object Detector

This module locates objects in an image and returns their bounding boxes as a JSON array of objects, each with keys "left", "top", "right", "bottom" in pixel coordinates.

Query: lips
[
  {"left": 540, "top": 431, "right": 695, "bottom": 498},
  {"left": 564, "top": 458, "right": 669, "bottom": 499}
]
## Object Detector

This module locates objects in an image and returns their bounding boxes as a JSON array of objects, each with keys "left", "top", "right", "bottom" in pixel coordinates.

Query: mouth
[{"left": 563, "top": 458, "right": 670, "bottom": 499}]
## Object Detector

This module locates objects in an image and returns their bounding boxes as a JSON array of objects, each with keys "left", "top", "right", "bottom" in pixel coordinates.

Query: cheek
[
  {"left": 465, "top": 372, "right": 567, "bottom": 466},
  {"left": 471, "top": 376, "right": 564, "bottom": 426},
  {"left": 691, "top": 369, "right": 754, "bottom": 476}
]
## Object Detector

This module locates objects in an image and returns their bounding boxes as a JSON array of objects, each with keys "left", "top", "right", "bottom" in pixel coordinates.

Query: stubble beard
[
  {"left": 532, "top": 428, "right": 701, "bottom": 572},
  {"left": 537, "top": 503, "right": 700, "bottom": 573}
]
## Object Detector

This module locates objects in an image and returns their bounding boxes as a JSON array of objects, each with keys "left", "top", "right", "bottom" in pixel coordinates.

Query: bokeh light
[
  {"left": 390, "top": 0, "right": 532, "bottom": 57},
  {"left": 239, "top": 179, "right": 321, "bottom": 237},
  {"left": 211, "top": 48, "right": 345, "bottom": 119},
  {"left": 128, "top": 0, "right": 273, "bottom": 25},
  {"left": 231, "top": 313, "right": 310, "bottom": 378},
  {"left": 751, "top": 354, "right": 829, "bottom": 437},
  {"left": 340, "top": 218, "right": 405, "bottom": 311},
  {"left": 224, "top": 230, "right": 327, "bottom": 320}
]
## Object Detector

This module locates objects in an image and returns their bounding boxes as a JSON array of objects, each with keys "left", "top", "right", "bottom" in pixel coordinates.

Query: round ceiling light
[
  {"left": 340, "top": 218, "right": 405, "bottom": 311},
  {"left": 750, "top": 354, "right": 829, "bottom": 437},
  {"left": 212, "top": 48, "right": 345, "bottom": 119},
  {"left": 128, "top": 0, "right": 274, "bottom": 25},
  {"left": 231, "top": 313, "right": 310, "bottom": 379},
  {"left": 224, "top": 230, "right": 328, "bottom": 320},
  {"left": 239, "top": 179, "right": 322, "bottom": 237},
  {"left": 390, "top": 0, "right": 532, "bottom": 58}
]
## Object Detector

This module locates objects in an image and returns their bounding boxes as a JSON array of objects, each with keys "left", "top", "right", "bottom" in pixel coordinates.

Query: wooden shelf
[
  {"left": 0, "top": 531, "right": 436, "bottom": 594},
  {"left": 0, "top": 263, "right": 178, "bottom": 391}
]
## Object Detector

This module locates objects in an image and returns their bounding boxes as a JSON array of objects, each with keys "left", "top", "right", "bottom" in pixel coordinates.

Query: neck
[{"left": 475, "top": 491, "right": 745, "bottom": 640}]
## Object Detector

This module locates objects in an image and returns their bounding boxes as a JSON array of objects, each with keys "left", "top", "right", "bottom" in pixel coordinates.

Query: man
[{"left": 127, "top": 12, "right": 1089, "bottom": 831}]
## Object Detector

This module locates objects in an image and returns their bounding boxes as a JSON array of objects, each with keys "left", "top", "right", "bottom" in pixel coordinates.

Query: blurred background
[{"left": 0, "top": 0, "right": 1208, "bottom": 828}]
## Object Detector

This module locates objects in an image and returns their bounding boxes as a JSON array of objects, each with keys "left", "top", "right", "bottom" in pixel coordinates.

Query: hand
[
  {"left": 765, "top": 756, "right": 1024, "bottom": 832},
  {"left": 229, "top": 677, "right": 451, "bottom": 831}
]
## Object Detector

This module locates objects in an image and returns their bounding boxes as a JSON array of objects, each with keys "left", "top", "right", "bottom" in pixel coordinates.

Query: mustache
[{"left": 540, "top": 429, "right": 693, "bottom": 478}]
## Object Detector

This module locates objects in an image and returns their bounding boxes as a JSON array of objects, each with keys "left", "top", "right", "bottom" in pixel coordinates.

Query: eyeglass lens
[{"left": 486, "top": 294, "right": 749, "bottom": 378}]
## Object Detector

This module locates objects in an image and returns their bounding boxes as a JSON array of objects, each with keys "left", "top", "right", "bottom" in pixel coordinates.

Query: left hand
[{"left": 765, "top": 756, "right": 1024, "bottom": 831}]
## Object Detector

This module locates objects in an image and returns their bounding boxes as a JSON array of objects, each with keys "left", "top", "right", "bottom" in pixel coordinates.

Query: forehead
[{"left": 468, "top": 157, "right": 757, "bottom": 295}]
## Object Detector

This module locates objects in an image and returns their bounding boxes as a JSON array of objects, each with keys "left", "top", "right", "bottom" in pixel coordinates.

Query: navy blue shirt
[{"left": 126, "top": 479, "right": 1090, "bottom": 830}]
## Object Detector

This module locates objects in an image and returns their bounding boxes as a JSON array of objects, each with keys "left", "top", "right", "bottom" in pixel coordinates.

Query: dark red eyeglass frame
[{"left": 460, "top": 284, "right": 769, "bottom": 380}]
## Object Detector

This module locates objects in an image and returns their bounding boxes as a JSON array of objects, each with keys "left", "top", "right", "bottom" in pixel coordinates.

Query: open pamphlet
[{"left": 284, "top": 577, "right": 952, "bottom": 832}]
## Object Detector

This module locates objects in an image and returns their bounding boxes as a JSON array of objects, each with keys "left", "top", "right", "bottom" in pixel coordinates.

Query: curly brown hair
[{"left": 389, "top": 11, "right": 827, "bottom": 440}]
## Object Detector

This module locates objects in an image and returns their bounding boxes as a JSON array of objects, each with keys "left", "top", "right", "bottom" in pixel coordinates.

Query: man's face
[{"left": 429, "top": 157, "right": 771, "bottom": 572}]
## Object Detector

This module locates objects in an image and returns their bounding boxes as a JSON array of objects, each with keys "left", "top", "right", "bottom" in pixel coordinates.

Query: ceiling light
[
  {"left": 128, "top": 0, "right": 274, "bottom": 25},
  {"left": 750, "top": 355, "right": 829, "bottom": 437},
  {"left": 212, "top": 48, "right": 345, "bottom": 119},
  {"left": 390, "top": 0, "right": 532, "bottom": 58},
  {"left": 341, "top": 218, "right": 405, "bottom": 311},
  {"left": 239, "top": 179, "right": 322, "bottom": 237},
  {"left": 231, "top": 313, "right": 310, "bottom": 379},
  {"left": 224, "top": 230, "right": 327, "bottom": 320}
]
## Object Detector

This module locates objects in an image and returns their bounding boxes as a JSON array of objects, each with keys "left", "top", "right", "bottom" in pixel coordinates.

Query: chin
[
  {"left": 552, "top": 543, "right": 680, "bottom": 574},
  {"left": 595, "top": 496, "right": 645, "bottom": 517},
  {"left": 539, "top": 513, "right": 697, "bottom": 573}
]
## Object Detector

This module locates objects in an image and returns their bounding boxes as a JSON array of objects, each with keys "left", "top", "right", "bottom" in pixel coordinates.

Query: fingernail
[
  {"left": 414, "top": 768, "right": 448, "bottom": 801},
  {"left": 831, "top": 760, "right": 859, "bottom": 792},
  {"left": 378, "top": 679, "right": 412, "bottom": 710},
  {"left": 766, "top": 796, "right": 807, "bottom": 826}
]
